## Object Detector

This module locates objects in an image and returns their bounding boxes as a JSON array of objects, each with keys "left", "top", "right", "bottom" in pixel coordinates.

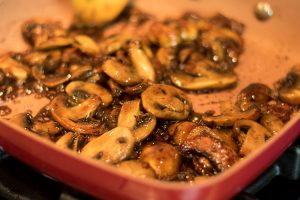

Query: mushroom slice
[
  {"left": 102, "top": 58, "right": 142, "bottom": 86},
  {"left": 116, "top": 160, "right": 156, "bottom": 179},
  {"left": 56, "top": 132, "right": 89, "bottom": 152},
  {"left": 124, "top": 81, "right": 150, "bottom": 95},
  {"left": 50, "top": 94, "right": 101, "bottom": 121},
  {"left": 236, "top": 83, "right": 272, "bottom": 111},
  {"left": 49, "top": 95, "right": 102, "bottom": 134},
  {"left": 30, "top": 120, "right": 62, "bottom": 136},
  {"left": 36, "top": 36, "right": 73, "bottom": 50},
  {"left": 73, "top": 35, "right": 100, "bottom": 55},
  {"left": 118, "top": 99, "right": 156, "bottom": 142},
  {"left": 156, "top": 47, "right": 176, "bottom": 68},
  {"left": 22, "top": 18, "right": 67, "bottom": 47},
  {"left": 128, "top": 40, "right": 155, "bottom": 81},
  {"left": 55, "top": 132, "right": 73, "bottom": 150},
  {"left": 233, "top": 119, "right": 271, "bottom": 156},
  {"left": 8, "top": 112, "right": 33, "bottom": 129},
  {"left": 192, "top": 156, "right": 216, "bottom": 176},
  {"left": 201, "top": 28, "right": 242, "bottom": 61},
  {"left": 202, "top": 105, "right": 260, "bottom": 127},
  {"left": 141, "top": 84, "right": 192, "bottom": 120},
  {"left": 31, "top": 65, "right": 71, "bottom": 88},
  {"left": 139, "top": 142, "right": 181, "bottom": 180},
  {"left": 148, "top": 21, "right": 181, "bottom": 48},
  {"left": 0, "top": 55, "right": 30, "bottom": 85},
  {"left": 260, "top": 114, "right": 284, "bottom": 136},
  {"left": 278, "top": 65, "right": 300, "bottom": 105},
  {"left": 167, "top": 121, "right": 198, "bottom": 145},
  {"left": 182, "top": 131, "right": 239, "bottom": 172},
  {"left": 65, "top": 81, "right": 112, "bottom": 107},
  {"left": 118, "top": 99, "right": 141, "bottom": 129},
  {"left": 70, "top": 65, "right": 93, "bottom": 80},
  {"left": 171, "top": 59, "right": 237, "bottom": 90},
  {"left": 98, "top": 34, "right": 131, "bottom": 54},
  {"left": 80, "top": 127, "right": 135, "bottom": 164},
  {"left": 179, "top": 20, "right": 198, "bottom": 42}
]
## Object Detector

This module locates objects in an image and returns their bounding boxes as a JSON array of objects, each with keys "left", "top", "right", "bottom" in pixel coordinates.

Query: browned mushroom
[
  {"left": 170, "top": 60, "right": 237, "bottom": 90},
  {"left": 182, "top": 129, "right": 239, "bottom": 172},
  {"left": 278, "top": 65, "right": 300, "bottom": 105},
  {"left": 139, "top": 142, "right": 181, "bottom": 180},
  {"left": 233, "top": 119, "right": 271, "bottom": 156},
  {"left": 30, "top": 120, "right": 62, "bottom": 136},
  {"left": 118, "top": 99, "right": 156, "bottom": 142},
  {"left": 148, "top": 21, "right": 181, "bottom": 48},
  {"left": 0, "top": 55, "right": 30, "bottom": 85},
  {"left": 236, "top": 83, "right": 272, "bottom": 111},
  {"left": 22, "top": 18, "right": 68, "bottom": 48},
  {"left": 141, "top": 84, "right": 192, "bottom": 120},
  {"left": 73, "top": 35, "right": 100, "bottom": 55},
  {"left": 116, "top": 160, "right": 156, "bottom": 179},
  {"left": 65, "top": 81, "right": 112, "bottom": 107},
  {"left": 102, "top": 58, "right": 142, "bottom": 86},
  {"left": 202, "top": 104, "right": 260, "bottom": 127},
  {"left": 128, "top": 40, "right": 155, "bottom": 81},
  {"left": 31, "top": 65, "right": 71, "bottom": 88},
  {"left": 260, "top": 114, "right": 284, "bottom": 136},
  {"left": 80, "top": 127, "right": 135, "bottom": 164},
  {"left": 49, "top": 95, "right": 102, "bottom": 134},
  {"left": 201, "top": 28, "right": 242, "bottom": 62},
  {"left": 167, "top": 121, "right": 198, "bottom": 145}
]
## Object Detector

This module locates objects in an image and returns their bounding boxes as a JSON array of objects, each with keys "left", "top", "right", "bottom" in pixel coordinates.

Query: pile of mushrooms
[{"left": 1, "top": 9, "right": 298, "bottom": 182}]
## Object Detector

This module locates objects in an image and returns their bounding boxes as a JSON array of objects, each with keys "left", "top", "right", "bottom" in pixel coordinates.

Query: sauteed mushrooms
[{"left": 0, "top": 9, "right": 297, "bottom": 183}]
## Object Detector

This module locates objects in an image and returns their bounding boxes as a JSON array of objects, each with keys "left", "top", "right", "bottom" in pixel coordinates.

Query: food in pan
[{"left": 0, "top": 9, "right": 297, "bottom": 182}]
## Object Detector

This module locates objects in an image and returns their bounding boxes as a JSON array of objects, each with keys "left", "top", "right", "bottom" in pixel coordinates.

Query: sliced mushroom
[
  {"left": 139, "top": 142, "right": 181, "bottom": 180},
  {"left": 22, "top": 18, "right": 67, "bottom": 48},
  {"left": 148, "top": 21, "right": 181, "bottom": 48},
  {"left": 55, "top": 132, "right": 73, "bottom": 150},
  {"left": 233, "top": 119, "right": 271, "bottom": 156},
  {"left": 98, "top": 34, "right": 131, "bottom": 54},
  {"left": 192, "top": 156, "right": 216, "bottom": 176},
  {"left": 116, "top": 160, "right": 156, "bottom": 179},
  {"left": 73, "top": 35, "right": 99, "bottom": 55},
  {"left": 102, "top": 58, "right": 142, "bottom": 86},
  {"left": 70, "top": 64, "right": 93, "bottom": 80},
  {"left": 8, "top": 112, "right": 33, "bottom": 129},
  {"left": 156, "top": 47, "right": 176, "bottom": 69},
  {"left": 236, "top": 83, "right": 272, "bottom": 111},
  {"left": 124, "top": 81, "right": 150, "bottom": 95},
  {"left": 260, "top": 114, "right": 284, "bottom": 136},
  {"left": 201, "top": 28, "right": 242, "bottom": 61},
  {"left": 167, "top": 121, "right": 198, "bottom": 145},
  {"left": 128, "top": 40, "right": 155, "bottom": 81},
  {"left": 178, "top": 20, "right": 198, "bottom": 42},
  {"left": 263, "top": 100, "right": 293, "bottom": 122},
  {"left": 81, "top": 127, "right": 135, "bottom": 164},
  {"left": 37, "top": 36, "right": 73, "bottom": 50},
  {"left": 31, "top": 65, "right": 71, "bottom": 88},
  {"left": 65, "top": 81, "right": 112, "bottom": 107},
  {"left": 141, "top": 84, "right": 192, "bottom": 120},
  {"left": 49, "top": 95, "right": 102, "bottom": 134},
  {"left": 170, "top": 61, "right": 237, "bottom": 90},
  {"left": 118, "top": 99, "right": 141, "bottom": 129},
  {"left": 0, "top": 55, "right": 30, "bottom": 85},
  {"left": 55, "top": 132, "right": 90, "bottom": 152},
  {"left": 182, "top": 130, "right": 239, "bottom": 172},
  {"left": 278, "top": 65, "right": 300, "bottom": 105},
  {"left": 118, "top": 99, "right": 156, "bottom": 142},
  {"left": 202, "top": 104, "right": 260, "bottom": 127},
  {"left": 30, "top": 120, "right": 62, "bottom": 136}
]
